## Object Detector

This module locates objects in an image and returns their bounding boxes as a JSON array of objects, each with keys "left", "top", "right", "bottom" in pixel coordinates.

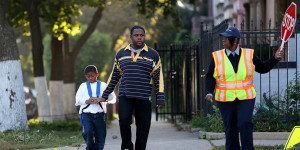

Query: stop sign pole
[{"left": 281, "top": 2, "right": 297, "bottom": 51}]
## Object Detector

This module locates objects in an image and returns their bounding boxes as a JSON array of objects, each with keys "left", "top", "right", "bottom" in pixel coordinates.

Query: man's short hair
[
  {"left": 84, "top": 65, "right": 98, "bottom": 74},
  {"left": 130, "top": 25, "right": 145, "bottom": 35}
]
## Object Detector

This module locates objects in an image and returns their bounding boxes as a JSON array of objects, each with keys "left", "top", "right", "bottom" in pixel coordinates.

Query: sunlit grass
[
  {"left": 213, "top": 145, "right": 285, "bottom": 150},
  {"left": 0, "top": 118, "right": 84, "bottom": 150}
]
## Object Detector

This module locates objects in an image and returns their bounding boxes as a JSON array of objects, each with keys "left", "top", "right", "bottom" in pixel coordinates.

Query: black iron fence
[{"left": 155, "top": 19, "right": 300, "bottom": 123}]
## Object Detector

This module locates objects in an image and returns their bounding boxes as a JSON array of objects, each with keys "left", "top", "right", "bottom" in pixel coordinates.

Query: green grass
[
  {"left": 213, "top": 145, "right": 285, "bottom": 150},
  {"left": 0, "top": 119, "right": 85, "bottom": 150}
]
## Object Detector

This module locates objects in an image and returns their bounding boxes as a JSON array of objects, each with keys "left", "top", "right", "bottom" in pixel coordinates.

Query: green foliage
[
  {"left": 287, "top": 72, "right": 300, "bottom": 101},
  {"left": 42, "top": 25, "right": 111, "bottom": 86},
  {"left": 252, "top": 71, "right": 300, "bottom": 132},
  {"left": 174, "top": 29, "right": 190, "bottom": 43},
  {"left": 8, "top": 0, "right": 183, "bottom": 38},
  {"left": 7, "top": 0, "right": 105, "bottom": 38},
  {"left": 28, "top": 121, "right": 82, "bottom": 131},
  {"left": 253, "top": 89, "right": 300, "bottom": 132},
  {"left": 191, "top": 104, "right": 224, "bottom": 132},
  {"left": 18, "top": 38, "right": 34, "bottom": 87},
  {"left": 72, "top": 25, "right": 112, "bottom": 89},
  {"left": 191, "top": 92, "right": 300, "bottom": 132},
  {"left": 214, "top": 145, "right": 285, "bottom": 150},
  {"left": 253, "top": 44, "right": 272, "bottom": 61},
  {"left": 177, "top": 7, "right": 194, "bottom": 31},
  {"left": 291, "top": 142, "right": 300, "bottom": 149},
  {"left": 137, "top": 0, "right": 176, "bottom": 17},
  {"left": 254, "top": 92, "right": 286, "bottom": 120},
  {"left": 253, "top": 119, "right": 298, "bottom": 132},
  {"left": 7, "top": 0, "right": 30, "bottom": 35},
  {"left": 0, "top": 121, "right": 84, "bottom": 149},
  {"left": 0, "top": 139, "right": 14, "bottom": 150},
  {"left": 42, "top": 34, "right": 52, "bottom": 83}
]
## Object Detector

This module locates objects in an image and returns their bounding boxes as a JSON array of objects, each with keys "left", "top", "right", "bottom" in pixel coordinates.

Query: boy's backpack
[{"left": 80, "top": 81, "right": 104, "bottom": 125}]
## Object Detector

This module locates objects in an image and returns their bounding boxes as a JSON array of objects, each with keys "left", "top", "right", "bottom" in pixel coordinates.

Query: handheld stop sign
[{"left": 281, "top": 2, "right": 297, "bottom": 51}]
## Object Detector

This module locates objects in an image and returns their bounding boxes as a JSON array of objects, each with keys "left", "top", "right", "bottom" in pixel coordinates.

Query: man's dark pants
[
  {"left": 82, "top": 112, "right": 106, "bottom": 150},
  {"left": 217, "top": 98, "right": 255, "bottom": 150},
  {"left": 118, "top": 96, "right": 152, "bottom": 150}
]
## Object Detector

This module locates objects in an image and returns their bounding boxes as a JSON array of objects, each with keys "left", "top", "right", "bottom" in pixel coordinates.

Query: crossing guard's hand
[
  {"left": 275, "top": 46, "right": 285, "bottom": 60},
  {"left": 156, "top": 104, "right": 164, "bottom": 108}
]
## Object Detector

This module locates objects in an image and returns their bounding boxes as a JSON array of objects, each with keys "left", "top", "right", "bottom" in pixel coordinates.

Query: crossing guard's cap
[{"left": 219, "top": 27, "right": 240, "bottom": 38}]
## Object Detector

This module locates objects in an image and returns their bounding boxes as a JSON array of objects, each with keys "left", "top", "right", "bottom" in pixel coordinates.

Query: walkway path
[
  {"left": 104, "top": 118, "right": 212, "bottom": 150},
  {"left": 35, "top": 114, "right": 287, "bottom": 150}
]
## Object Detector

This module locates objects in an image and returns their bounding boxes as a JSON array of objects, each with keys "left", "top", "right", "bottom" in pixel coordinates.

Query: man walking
[{"left": 102, "top": 25, "right": 165, "bottom": 150}]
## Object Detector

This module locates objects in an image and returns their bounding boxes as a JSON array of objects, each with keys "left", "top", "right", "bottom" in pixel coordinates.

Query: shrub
[{"left": 191, "top": 104, "right": 224, "bottom": 132}]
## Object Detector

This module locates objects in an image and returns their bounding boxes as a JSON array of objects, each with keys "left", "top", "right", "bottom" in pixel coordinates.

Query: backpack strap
[
  {"left": 81, "top": 81, "right": 103, "bottom": 114},
  {"left": 96, "top": 81, "right": 101, "bottom": 97}
]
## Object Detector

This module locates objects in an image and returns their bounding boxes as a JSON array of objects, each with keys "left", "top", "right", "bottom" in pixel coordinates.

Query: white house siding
[{"left": 253, "top": 33, "right": 300, "bottom": 106}]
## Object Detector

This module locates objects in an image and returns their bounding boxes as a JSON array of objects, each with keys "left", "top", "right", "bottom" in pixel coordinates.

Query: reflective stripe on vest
[{"left": 212, "top": 48, "right": 256, "bottom": 101}]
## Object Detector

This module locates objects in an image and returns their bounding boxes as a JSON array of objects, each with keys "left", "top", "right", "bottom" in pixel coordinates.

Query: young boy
[{"left": 75, "top": 65, "right": 116, "bottom": 150}]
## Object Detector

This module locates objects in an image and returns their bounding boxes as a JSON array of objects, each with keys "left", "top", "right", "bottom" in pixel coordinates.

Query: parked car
[{"left": 24, "top": 86, "right": 38, "bottom": 120}]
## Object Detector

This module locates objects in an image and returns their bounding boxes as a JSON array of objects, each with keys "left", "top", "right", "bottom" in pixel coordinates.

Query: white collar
[{"left": 226, "top": 45, "right": 240, "bottom": 56}]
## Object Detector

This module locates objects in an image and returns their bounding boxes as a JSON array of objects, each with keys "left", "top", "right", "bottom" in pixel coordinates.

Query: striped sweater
[{"left": 102, "top": 44, "right": 165, "bottom": 105}]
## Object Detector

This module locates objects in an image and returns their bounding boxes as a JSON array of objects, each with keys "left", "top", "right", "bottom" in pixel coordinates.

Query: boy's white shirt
[{"left": 75, "top": 81, "right": 116, "bottom": 114}]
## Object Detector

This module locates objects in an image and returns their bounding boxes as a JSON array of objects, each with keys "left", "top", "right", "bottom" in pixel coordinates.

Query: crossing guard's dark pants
[
  {"left": 217, "top": 98, "right": 255, "bottom": 150},
  {"left": 118, "top": 96, "right": 152, "bottom": 150}
]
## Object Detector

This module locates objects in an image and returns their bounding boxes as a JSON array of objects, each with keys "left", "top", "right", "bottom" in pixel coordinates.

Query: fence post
[
  {"left": 197, "top": 22, "right": 204, "bottom": 113},
  {"left": 170, "top": 44, "right": 174, "bottom": 122},
  {"left": 184, "top": 35, "right": 192, "bottom": 121},
  {"left": 154, "top": 43, "right": 159, "bottom": 121}
]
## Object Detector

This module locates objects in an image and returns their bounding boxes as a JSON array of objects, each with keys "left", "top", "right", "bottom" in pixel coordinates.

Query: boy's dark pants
[
  {"left": 82, "top": 112, "right": 106, "bottom": 150},
  {"left": 118, "top": 96, "right": 152, "bottom": 150},
  {"left": 217, "top": 98, "right": 255, "bottom": 150}
]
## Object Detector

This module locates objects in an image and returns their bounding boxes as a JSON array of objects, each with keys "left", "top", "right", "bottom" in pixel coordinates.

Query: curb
[
  {"left": 175, "top": 122, "right": 290, "bottom": 140},
  {"left": 198, "top": 130, "right": 290, "bottom": 140}
]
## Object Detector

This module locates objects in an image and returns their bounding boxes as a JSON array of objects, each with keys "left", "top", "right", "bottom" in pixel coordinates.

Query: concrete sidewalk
[
  {"left": 34, "top": 117, "right": 287, "bottom": 150},
  {"left": 103, "top": 119, "right": 212, "bottom": 150},
  {"left": 34, "top": 118, "right": 212, "bottom": 150}
]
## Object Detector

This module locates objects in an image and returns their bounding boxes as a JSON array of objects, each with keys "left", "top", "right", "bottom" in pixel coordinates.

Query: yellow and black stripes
[{"left": 102, "top": 44, "right": 165, "bottom": 105}]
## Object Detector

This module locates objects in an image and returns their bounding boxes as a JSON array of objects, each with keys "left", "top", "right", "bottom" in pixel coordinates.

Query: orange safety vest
[{"left": 212, "top": 48, "right": 256, "bottom": 102}]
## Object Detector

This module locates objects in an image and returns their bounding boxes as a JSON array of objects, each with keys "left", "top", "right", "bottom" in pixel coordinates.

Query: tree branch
[{"left": 71, "top": 6, "right": 105, "bottom": 60}]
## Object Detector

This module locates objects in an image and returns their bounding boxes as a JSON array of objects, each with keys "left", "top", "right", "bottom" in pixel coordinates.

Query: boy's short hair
[{"left": 84, "top": 65, "right": 98, "bottom": 74}]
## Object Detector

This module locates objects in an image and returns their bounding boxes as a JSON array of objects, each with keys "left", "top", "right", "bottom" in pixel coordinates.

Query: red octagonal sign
[{"left": 281, "top": 2, "right": 297, "bottom": 42}]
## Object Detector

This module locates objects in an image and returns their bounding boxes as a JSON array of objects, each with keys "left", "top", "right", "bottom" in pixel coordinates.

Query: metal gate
[
  {"left": 154, "top": 20, "right": 230, "bottom": 122},
  {"left": 154, "top": 44, "right": 186, "bottom": 122},
  {"left": 155, "top": 18, "right": 300, "bottom": 123}
]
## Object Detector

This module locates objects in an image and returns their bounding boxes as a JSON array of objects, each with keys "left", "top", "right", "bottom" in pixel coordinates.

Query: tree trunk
[
  {"left": 62, "top": 7, "right": 105, "bottom": 120},
  {"left": 0, "top": 0, "right": 28, "bottom": 131},
  {"left": 27, "top": 0, "right": 52, "bottom": 122},
  {"left": 62, "top": 33, "right": 77, "bottom": 120},
  {"left": 49, "top": 36, "right": 65, "bottom": 121}
]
